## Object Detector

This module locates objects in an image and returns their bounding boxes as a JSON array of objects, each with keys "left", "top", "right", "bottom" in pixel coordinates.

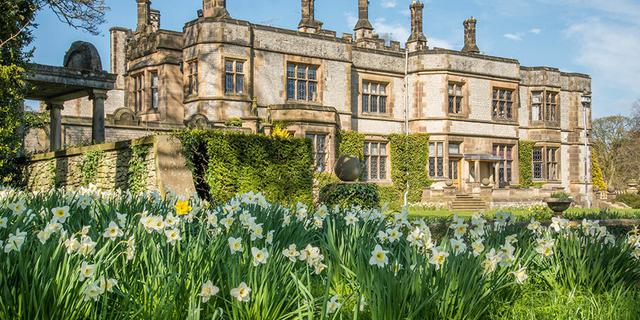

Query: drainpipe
[
  {"left": 249, "top": 23, "right": 256, "bottom": 115},
  {"left": 403, "top": 48, "right": 410, "bottom": 208}
]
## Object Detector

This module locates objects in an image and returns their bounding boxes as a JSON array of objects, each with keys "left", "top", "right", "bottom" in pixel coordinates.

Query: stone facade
[{"left": 28, "top": 0, "right": 594, "bottom": 204}]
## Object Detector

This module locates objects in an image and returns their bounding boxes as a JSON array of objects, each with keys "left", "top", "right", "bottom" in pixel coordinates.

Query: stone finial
[
  {"left": 202, "top": 0, "right": 230, "bottom": 19},
  {"left": 462, "top": 17, "right": 480, "bottom": 54},
  {"left": 406, "top": 0, "right": 427, "bottom": 52},
  {"left": 150, "top": 9, "right": 161, "bottom": 31},
  {"left": 136, "top": 0, "right": 151, "bottom": 31},
  {"left": 354, "top": 0, "right": 374, "bottom": 42},
  {"left": 298, "top": 0, "right": 323, "bottom": 33}
]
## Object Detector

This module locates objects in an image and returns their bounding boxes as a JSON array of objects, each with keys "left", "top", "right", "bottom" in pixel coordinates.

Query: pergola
[{"left": 23, "top": 41, "right": 116, "bottom": 151}]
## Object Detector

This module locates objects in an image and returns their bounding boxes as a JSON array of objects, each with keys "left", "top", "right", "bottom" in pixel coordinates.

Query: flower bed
[{"left": 0, "top": 186, "right": 639, "bottom": 319}]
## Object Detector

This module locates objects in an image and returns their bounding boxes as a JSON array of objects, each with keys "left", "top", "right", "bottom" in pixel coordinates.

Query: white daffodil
[
  {"left": 77, "top": 196, "right": 92, "bottom": 209},
  {"left": 249, "top": 223, "right": 264, "bottom": 241},
  {"left": 482, "top": 249, "right": 501, "bottom": 274},
  {"left": 550, "top": 217, "right": 569, "bottom": 232},
  {"left": 4, "top": 229, "right": 27, "bottom": 253},
  {"left": 505, "top": 234, "right": 518, "bottom": 244},
  {"left": 527, "top": 218, "right": 542, "bottom": 234},
  {"left": 230, "top": 282, "right": 251, "bottom": 302},
  {"left": 510, "top": 266, "right": 528, "bottom": 284},
  {"left": 83, "top": 282, "right": 105, "bottom": 301},
  {"left": 450, "top": 238, "right": 467, "bottom": 255},
  {"left": 228, "top": 237, "right": 243, "bottom": 254},
  {"left": 8, "top": 200, "right": 27, "bottom": 216},
  {"left": 51, "top": 206, "right": 70, "bottom": 223},
  {"left": 326, "top": 295, "right": 341, "bottom": 315},
  {"left": 78, "top": 236, "right": 97, "bottom": 256},
  {"left": 79, "top": 261, "right": 96, "bottom": 282},
  {"left": 97, "top": 276, "right": 118, "bottom": 292},
  {"left": 377, "top": 230, "right": 389, "bottom": 243},
  {"left": 125, "top": 236, "right": 135, "bottom": 261},
  {"left": 282, "top": 214, "right": 292, "bottom": 226},
  {"left": 535, "top": 238, "right": 555, "bottom": 258},
  {"left": 316, "top": 205, "right": 329, "bottom": 219},
  {"left": 472, "top": 239, "right": 485, "bottom": 257},
  {"left": 199, "top": 280, "right": 220, "bottom": 303},
  {"left": 164, "top": 213, "right": 179, "bottom": 227},
  {"left": 369, "top": 244, "right": 389, "bottom": 268},
  {"left": 450, "top": 222, "right": 468, "bottom": 239},
  {"left": 0, "top": 216, "right": 7, "bottom": 229},
  {"left": 206, "top": 212, "right": 218, "bottom": 227},
  {"left": 221, "top": 216, "right": 234, "bottom": 230},
  {"left": 344, "top": 212, "right": 358, "bottom": 226},
  {"left": 266, "top": 230, "right": 274, "bottom": 245},
  {"left": 165, "top": 228, "right": 181, "bottom": 245},
  {"left": 633, "top": 247, "right": 640, "bottom": 260},
  {"left": 64, "top": 236, "right": 81, "bottom": 255},
  {"left": 116, "top": 212, "right": 127, "bottom": 227},
  {"left": 295, "top": 203, "right": 308, "bottom": 222},
  {"left": 103, "top": 221, "right": 123, "bottom": 241},
  {"left": 387, "top": 228, "right": 402, "bottom": 243},
  {"left": 251, "top": 247, "right": 269, "bottom": 266},
  {"left": 429, "top": 247, "right": 449, "bottom": 270},
  {"left": 282, "top": 244, "right": 300, "bottom": 262}
]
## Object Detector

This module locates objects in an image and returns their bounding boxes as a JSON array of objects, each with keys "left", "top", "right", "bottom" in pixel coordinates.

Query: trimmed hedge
[
  {"left": 337, "top": 130, "right": 365, "bottom": 160},
  {"left": 177, "top": 130, "right": 314, "bottom": 205},
  {"left": 518, "top": 140, "right": 535, "bottom": 188},
  {"left": 319, "top": 183, "right": 380, "bottom": 209},
  {"left": 389, "top": 134, "right": 431, "bottom": 203}
]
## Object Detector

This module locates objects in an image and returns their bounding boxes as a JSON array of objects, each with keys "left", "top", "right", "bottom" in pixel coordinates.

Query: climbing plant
[
  {"left": 81, "top": 150, "right": 104, "bottom": 186},
  {"left": 337, "top": 130, "right": 365, "bottom": 160},
  {"left": 388, "top": 133, "right": 431, "bottom": 203},
  {"left": 127, "top": 143, "right": 150, "bottom": 194},
  {"left": 518, "top": 140, "right": 535, "bottom": 188}
]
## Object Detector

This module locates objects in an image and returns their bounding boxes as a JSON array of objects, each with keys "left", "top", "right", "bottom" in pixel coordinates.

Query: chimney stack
[
  {"left": 406, "top": 0, "right": 427, "bottom": 51},
  {"left": 462, "top": 17, "right": 480, "bottom": 54},
  {"left": 136, "top": 0, "right": 150, "bottom": 31},
  {"left": 298, "top": 0, "right": 323, "bottom": 33},
  {"left": 150, "top": 9, "right": 160, "bottom": 31},
  {"left": 354, "top": 0, "right": 374, "bottom": 41},
  {"left": 203, "top": 0, "right": 230, "bottom": 19}
]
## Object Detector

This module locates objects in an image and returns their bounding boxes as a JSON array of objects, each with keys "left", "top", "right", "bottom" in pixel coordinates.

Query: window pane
[
  {"left": 380, "top": 84, "right": 386, "bottom": 95},
  {"left": 225, "top": 74, "right": 234, "bottom": 93},
  {"left": 371, "top": 96, "right": 377, "bottom": 112},
  {"left": 362, "top": 94, "right": 369, "bottom": 112},
  {"left": 364, "top": 142, "right": 370, "bottom": 156},
  {"left": 236, "top": 62, "right": 244, "bottom": 73},
  {"left": 236, "top": 75, "right": 244, "bottom": 93},
  {"left": 429, "top": 143, "right": 435, "bottom": 155},
  {"left": 437, "top": 158, "right": 444, "bottom": 177},
  {"left": 287, "top": 64, "right": 295, "bottom": 78},
  {"left": 308, "top": 81, "right": 317, "bottom": 101},
  {"left": 429, "top": 158, "right": 435, "bottom": 177},
  {"left": 225, "top": 61, "right": 233, "bottom": 72},
  {"left": 297, "top": 65, "right": 306, "bottom": 79},
  {"left": 363, "top": 82, "right": 369, "bottom": 94},
  {"left": 448, "top": 96, "right": 454, "bottom": 113},
  {"left": 371, "top": 159, "right": 378, "bottom": 180},
  {"left": 379, "top": 96, "right": 386, "bottom": 113},
  {"left": 371, "top": 143, "right": 378, "bottom": 155},
  {"left": 380, "top": 157, "right": 387, "bottom": 179},
  {"left": 287, "top": 79, "right": 295, "bottom": 99},
  {"left": 449, "top": 143, "right": 460, "bottom": 155},
  {"left": 297, "top": 80, "right": 306, "bottom": 100},
  {"left": 437, "top": 143, "right": 443, "bottom": 156},
  {"left": 308, "top": 67, "right": 316, "bottom": 80},
  {"left": 532, "top": 105, "right": 541, "bottom": 121},
  {"left": 448, "top": 84, "right": 454, "bottom": 95},
  {"left": 380, "top": 143, "right": 386, "bottom": 154}
]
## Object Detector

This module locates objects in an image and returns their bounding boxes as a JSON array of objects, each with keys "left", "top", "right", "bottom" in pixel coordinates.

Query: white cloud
[
  {"left": 503, "top": 33, "right": 523, "bottom": 41},
  {"left": 430, "top": 38, "right": 454, "bottom": 50},
  {"left": 373, "top": 18, "right": 410, "bottom": 42},
  {"left": 381, "top": 0, "right": 397, "bottom": 8},
  {"left": 530, "top": 28, "right": 541, "bottom": 34}
]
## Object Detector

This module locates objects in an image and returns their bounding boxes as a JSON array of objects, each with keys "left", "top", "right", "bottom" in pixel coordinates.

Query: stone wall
[{"left": 24, "top": 135, "right": 196, "bottom": 198}]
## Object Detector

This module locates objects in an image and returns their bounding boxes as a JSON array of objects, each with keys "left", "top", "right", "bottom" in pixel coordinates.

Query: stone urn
[
  {"left": 445, "top": 179, "right": 454, "bottom": 187},
  {"left": 334, "top": 155, "right": 361, "bottom": 182},
  {"left": 481, "top": 178, "right": 491, "bottom": 187},
  {"left": 607, "top": 186, "right": 616, "bottom": 193},
  {"left": 546, "top": 197, "right": 574, "bottom": 215}
]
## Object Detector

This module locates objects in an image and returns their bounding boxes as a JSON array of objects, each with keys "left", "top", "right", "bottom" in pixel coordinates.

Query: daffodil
[
  {"left": 230, "top": 282, "right": 251, "bottom": 302},
  {"left": 387, "top": 228, "right": 402, "bottom": 243},
  {"left": 527, "top": 218, "right": 542, "bottom": 234},
  {"left": 164, "top": 213, "right": 179, "bottom": 227},
  {"left": 450, "top": 238, "right": 467, "bottom": 255},
  {"left": 369, "top": 244, "right": 389, "bottom": 268},
  {"left": 79, "top": 261, "right": 96, "bottom": 282},
  {"left": 51, "top": 206, "right": 70, "bottom": 223},
  {"left": 344, "top": 212, "right": 358, "bottom": 226},
  {"left": 8, "top": 200, "right": 26, "bottom": 216},
  {"left": 266, "top": 230, "right": 274, "bottom": 245},
  {"left": 228, "top": 237, "right": 243, "bottom": 254},
  {"left": 199, "top": 280, "right": 220, "bottom": 303},
  {"left": 429, "top": 247, "right": 449, "bottom": 270},
  {"left": 103, "top": 221, "right": 123, "bottom": 241},
  {"left": 0, "top": 216, "right": 7, "bottom": 229},
  {"left": 175, "top": 199, "right": 192, "bottom": 216},
  {"left": 451, "top": 222, "right": 468, "bottom": 239},
  {"left": 326, "top": 295, "right": 341, "bottom": 315},
  {"left": 282, "top": 244, "right": 300, "bottom": 262},
  {"left": 510, "top": 266, "right": 528, "bottom": 284},
  {"left": 4, "top": 229, "right": 27, "bottom": 253},
  {"left": 97, "top": 277, "right": 118, "bottom": 292},
  {"left": 77, "top": 195, "right": 92, "bottom": 209},
  {"left": 251, "top": 247, "right": 269, "bottom": 266},
  {"left": 78, "top": 236, "right": 97, "bottom": 256},
  {"left": 83, "top": 282, "right": 105, "bottom": 301},
  {"left": 125, "top": 236, "right": 135, "bottom": 261},
  {"left": 482, "top": 249, "right": 501, "bottom": 274},
  {"left": 472, "top": 239, "right": 485, "bottom": 257},
  {"left": 165, "top": 228, "right": 181, "bottom": 245},
  {"left": 64, "top": 236, "right": 81, "bottom": 254}
]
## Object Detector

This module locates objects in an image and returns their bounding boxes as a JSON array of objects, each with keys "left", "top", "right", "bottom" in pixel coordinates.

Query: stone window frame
[
  {"left": 286, "top": 62, "right": 320, "bottom": 103},
  {"left": 361, "top": 80, "right": 389, "bottom": 116},
  {"left": 132, "top": 72, "right": 145, "bottom": 113},
  {"left": 532, "top": 144, "right": 561, "bottom": 182},
  {"left": 223, "top": 58, "right": 246, "bottom": 96},
  {"left": 428, "top": 141, "right": 445, "bottom": 179},
  {"left": 446, "top": 140, "right": 463, "bottom": 181},
  {"left": 363, "top": 138, "right": 390, "bottom": 182},
  {"left": 185, "top": 60, "right": 199, "bottom": 97},
  {"left": 359, "top": 74, "right": 395, "bottom": 119},
  {"left": 305, "top": 132, "right": 329, "bottom": 173},
  {"left": 530, "top": 88, "right": 561, "bottom": 126},
  {"left": 493, "top": 144, "right": 514, "bottom": 186},
  {"left": 490, "top": 81, "right": 519, "bottom": 123}
]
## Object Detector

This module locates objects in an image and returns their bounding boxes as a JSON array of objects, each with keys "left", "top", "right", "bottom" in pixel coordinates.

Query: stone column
[
  {"left": 462, "top": 17, "right": 480, "bottom": 54},
  {"left": 46, "top": 102, "right": 64, "bottom": 151},
  {"left": 89, "top": 90, "right": 108, "bottom": 144}
]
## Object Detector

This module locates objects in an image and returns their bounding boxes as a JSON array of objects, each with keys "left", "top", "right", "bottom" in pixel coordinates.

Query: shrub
[
  {"left": 377, "top": 184, "right": 403, "bottom": 210},
  {"left": 313, "top": 172, "right": 340, "bottom": 191},
  {"left": 518, "top": 141, "right": 535, "bottom": 188},
  {"left": 224, "top": 118, "right": 243, "bottom": 127},
  {"left": 319, "top": 183, "right": 380, "bottom": 209},
  {"left": 591, "top": 149, "right": 607, "bottom": 191},
  {"left": 550, "top": 192, "right": 572, "bottom": 201},
  {"left": 616, "top": 193, "right": 640, "bottom": 209},
  {"left": 177, "top": 129, "right": 313, "bottom": 205},
  {"left": 388, "top": 134, "right": 431, "bottom": 203}
]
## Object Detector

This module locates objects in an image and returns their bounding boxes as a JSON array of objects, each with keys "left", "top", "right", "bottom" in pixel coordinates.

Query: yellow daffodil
[{"left": 175, "top": 200, "right": 192, "bottom": 216}]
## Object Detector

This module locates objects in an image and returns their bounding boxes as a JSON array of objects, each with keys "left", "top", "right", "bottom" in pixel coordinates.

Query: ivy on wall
[
  {"left": 128, "top": 143, "right": 150, "bottom": 194},
  {"left": 518, "top": 140, "right": 535, "bottom": 188},
  {"left": 337, "top": 130, "right": 365, "bottom": 160},
  {"left": 591, "top": 149, "right": 607, "bottom": 191},
  {"left": 47, "top": 159, "right": 58, "bottom": 188},
  {"left": 388, "top": 133, "right": 431, "bottom": 203},
  {"left": 177, "top": 130, "right": 314, "bottom": 205},
  {"left": 81, "top": 150, "right": 104, "bottom": 186}
]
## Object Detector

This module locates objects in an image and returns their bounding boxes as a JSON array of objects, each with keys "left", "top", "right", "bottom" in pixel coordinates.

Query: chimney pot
[{"left": 462, "top": 17, "right": 480, "bottom": 54}]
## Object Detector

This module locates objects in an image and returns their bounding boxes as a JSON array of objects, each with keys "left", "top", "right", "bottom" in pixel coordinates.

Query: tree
[
  {"left": 0, "top": 0, "right": 108, "bottom": 185},
  {"left": 592, "top": 115, "right": 640, "bottom": 189}
]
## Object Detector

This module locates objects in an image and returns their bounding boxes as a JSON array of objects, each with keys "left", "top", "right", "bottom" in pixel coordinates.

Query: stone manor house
[{"left": 26, "top": 0, "right": 594, "bottom": 206}]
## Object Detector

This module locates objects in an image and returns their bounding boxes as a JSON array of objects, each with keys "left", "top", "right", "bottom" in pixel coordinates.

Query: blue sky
[{"left": 30, "top": 0, "right": 640, "bottom": 118}]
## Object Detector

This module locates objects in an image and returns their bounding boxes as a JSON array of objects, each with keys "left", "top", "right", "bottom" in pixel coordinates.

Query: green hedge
[
  {"left": 389, "top": 134, "right": 431, "bottom": 203},
  {"left": 518, "top": 140, "right": 535, "bottom": 188},
  {"left": 177, "top": 130, "right": 314, "bottom": 205},
  {"left": 616, "top": 193, "right": 640, "bottom": 209},
  {"left": 319, "top": 183, "right": 380, "bottom": 209},
  {"left": 337, "top": 130, "right": 365, "bottom": 160}
]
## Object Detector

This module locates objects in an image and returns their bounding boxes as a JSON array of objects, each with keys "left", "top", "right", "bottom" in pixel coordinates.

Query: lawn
[{"left": 0, "top": 187, "right": 639, "bottom": 319}]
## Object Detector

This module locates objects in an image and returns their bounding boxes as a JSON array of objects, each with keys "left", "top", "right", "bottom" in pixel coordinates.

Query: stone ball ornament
[
  {"left": 607, "top": 186, "right": 616, "bottom": 193},
  {"left": 334, "top": 155, "right": 361, "bottom": 182},
  {"left": 445, "top": 179, "right": 454, "bottom": 187},
  {"left": 481, "top": 178, "right": 491, "bottom": 187}
]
